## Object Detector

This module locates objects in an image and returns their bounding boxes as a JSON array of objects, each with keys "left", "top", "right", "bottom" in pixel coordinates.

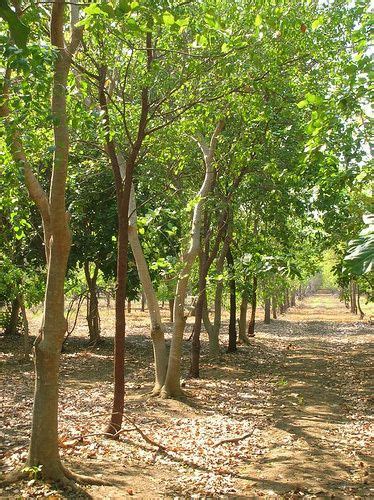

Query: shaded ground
[{"left": 1, "top": 293, "right": 373, "bottom": 498}]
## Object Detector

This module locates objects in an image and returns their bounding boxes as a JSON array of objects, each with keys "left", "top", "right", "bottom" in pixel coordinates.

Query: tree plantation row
[{"left": 0, "top": 0, "right": 372, "bottom": 489}]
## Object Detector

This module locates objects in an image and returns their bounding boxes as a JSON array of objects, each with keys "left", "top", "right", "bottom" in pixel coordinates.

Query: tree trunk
[
  {"left": 247, "top": 276, "right": 257, "bottom": 337},
  {"left": 272, "top": 296, "right": 277, "bottom": 319},
  {"left": 4, "top": 297, "right": 20, "bottom": 336},
  {"left": 357, "top": 285, "right": 364, "bottom": 319},
  {"left": 84, "top": 262, "right": 100, "bottom": 345},
  {"left": 141, "top": 291, "right": 146, "bottom": 312},
  {"left": 238, "top": 296, "right": 250, "bottom": 344},
  {"left": 168, "top": 299, "right": 174, "bottom": 322},
  {"left": 127, "top": 300, "right": 131, "bottom": 313},
  {"left": 285, "top": 290, "right": 290, "bottom": 309},
  {"left": 190, "top": 252, "right": 206, "bottom": 378},
  {"left": 226, "top": 246, "right": 237, "bottom": 352},
  {"left": 264, "top": 297, "right": 271, "bottom": 324},
  {"left": 290, "top": 290, "right": 296, "bottom": 307},
  {"left": 128, "top": 220, "right": 167, "bottom": 395},
  {"left": 350, "top": 280, "right": 357, "bottom": 314},
  {"left": 161, "top": 121, "right": 224, "bottom": 398}
]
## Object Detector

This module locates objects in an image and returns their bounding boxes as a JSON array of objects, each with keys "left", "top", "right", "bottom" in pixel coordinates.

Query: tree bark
[
  {"left": 4, "top": 297, "right": 20, "bottom": 336},
  {"left": 350, "top": 280, "right": 357, "bottom": 314},
  {"left": 84, "top": 262, "right": 100, "bottom": 345},
  {"left": 128, "top": 209, "right": 168, "bottom": 395},
  {"left": 1, "top": 0, "right": 83, "bottom": 482},
  {"left": 272, "top": 296, "right": 277, "bottom": 319},
  {"left": 264, "top": 297, "right": 271, "bottom": 324},
  {"left": 247, "top": 276, "right": 257, "bottom": 337},
  {"left": 168, "top": 299, "right": 174, "bottom": 322},
  {"left": 238, "top": 295, "right": 250, "bottom": 344},
  {"left": 226, "top": 246, "right": 237, "bottom": 352},
  {"left": 357, "top": 285, "right": 364, "bottom": 319},
  {"left": 190, "top": 252, "right": 205, "bottom": 378},
  {"left": 161, "top": 121, "right": 224, "bottom": 398},
  {"left": 290, "top": 290, "right": 296, "bottom": 307}
]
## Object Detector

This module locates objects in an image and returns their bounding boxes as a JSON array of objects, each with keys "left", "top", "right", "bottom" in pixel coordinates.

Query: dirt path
[
  {"left": 236, "top": 293, "right": 373, "bottom": 497},
  {"left": 1, "top": 292, "right": 373, "bottom": 498}
]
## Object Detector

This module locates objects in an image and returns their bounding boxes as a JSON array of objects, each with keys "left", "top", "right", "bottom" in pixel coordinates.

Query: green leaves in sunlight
[
  {"left": 0, "top": 0, "right": 29, "bottom": 48},
  {"left": 344, "top": 215, "right": 374, "bottom": 275}
]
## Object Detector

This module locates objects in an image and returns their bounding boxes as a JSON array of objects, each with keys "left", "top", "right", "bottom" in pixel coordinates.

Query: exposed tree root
[
  {"left": 160, "top": 387, "right": 186, "bottom": 399},
  {"left": 149, "top": 385, "right": 162, "bottom": 397},
  {"left": 62, "top": 467, "right": 110, "bottom": 486}
]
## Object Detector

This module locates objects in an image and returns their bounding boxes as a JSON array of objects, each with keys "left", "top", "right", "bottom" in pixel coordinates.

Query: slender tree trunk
[
  {"left": 4, "top": 297, "right": 20, "bottom": 336},
  {"left": 128, "top": 220, "right": 167, "bottom": 395},
  {"left": 285, "top": 290, "right": 290, "bottom": 309},
  {"left": 168, "top": 299, "right": 174, "bottom": 322},
  {"left": 290, "top": 290, "right": 296, "bottom": 307},
  {"left": 226, "top": 246, "right": 237, "bottom": 352},
  {"left": 357, "top": 285, "right": 364, "bottom": 319},
  {"left": 264, "top": 297, "right": 271, "bottom": 324},
  {"left": 84, "top": 262, "right": 100, "bottom": 345},
  {"left": 238, "top": 295, "right": 250, "bottom": 344},
  {"left": 127, "top": 300, "right": 131, "bottom": 313},
  {"left": 161, "top": 121, "right": 224, "bottom": 398},
  {"left": 141, "top": 291, "right": 146, "bottom": 312},
  {"left": 190, "top": 252, "right": 206, "bottom": 378},
  {"left": 272, "top": 296, "right": 277, "bottom": 319},
  {"left": 247, "top": 276, "right": 257, "bottom": 337},
  {"left": 350, "top": 280, "right": 357, "bottom": 314},
  {"left": 202, "top": 228, "right": 231, "bottom": 355}
]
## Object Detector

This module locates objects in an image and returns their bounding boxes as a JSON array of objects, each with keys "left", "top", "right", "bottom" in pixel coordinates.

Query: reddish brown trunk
[{"left": 168, "top": 299, "right": 174, "bottom": 322}]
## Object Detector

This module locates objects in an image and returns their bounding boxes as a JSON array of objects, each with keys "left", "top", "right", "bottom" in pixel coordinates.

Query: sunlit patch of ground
[{"left": 1, "top": 292, "right": 373, "bottom": 498}]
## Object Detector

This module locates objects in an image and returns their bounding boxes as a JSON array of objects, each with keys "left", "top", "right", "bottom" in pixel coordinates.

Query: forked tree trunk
[
  {"left": 247, "top": 276, "right": 257, "bottom": 337},
  {"left": 161, "top": 121, "right": 224, "bottom": 398},
  {"left": 1, "top": 1, "right": 82, "bottom": 482},
  {"left": 272, "top": 296, "right": 277, "bottom": 319},
  {"left": 264, "top": 297, "right": 271, "bottom": 324},
  {"left": 226, "top": 246, "right": 237, "bottom": 352},
  {"left": 4, "top": 297, "right": 20, "bottom": 336},
  {"left": 84, "top": 262, "right": 100, "bottom": 345},
  {"left": 238, "top": 295, "right": 250, "bottom": 344}
]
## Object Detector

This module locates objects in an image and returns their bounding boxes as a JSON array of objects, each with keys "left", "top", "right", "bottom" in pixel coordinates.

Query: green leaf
[
  {"left": 255, "top": 14, "right": 262, "bottom": 27},
  {"left": 0, "top": 0, "right": 30, "bottom": 48},
  {"left": 311, "top": 16, "right": 323, "bottom": 30},
  {"left": 162, "top": 12, "right": 175, "bottom": 26},
  {"left": 296, "top": 100, "right": 308, "bottom": 109}
]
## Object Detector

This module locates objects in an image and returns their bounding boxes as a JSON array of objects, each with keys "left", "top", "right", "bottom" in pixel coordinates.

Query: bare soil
[{"left": 1, "top": 292, "right": 373, "bottom": 498}]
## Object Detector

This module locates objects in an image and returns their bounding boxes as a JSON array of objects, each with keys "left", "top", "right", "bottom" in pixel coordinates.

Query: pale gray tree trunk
[{"left": 161, "top": 121, "right": 224, "bottom": 398}]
